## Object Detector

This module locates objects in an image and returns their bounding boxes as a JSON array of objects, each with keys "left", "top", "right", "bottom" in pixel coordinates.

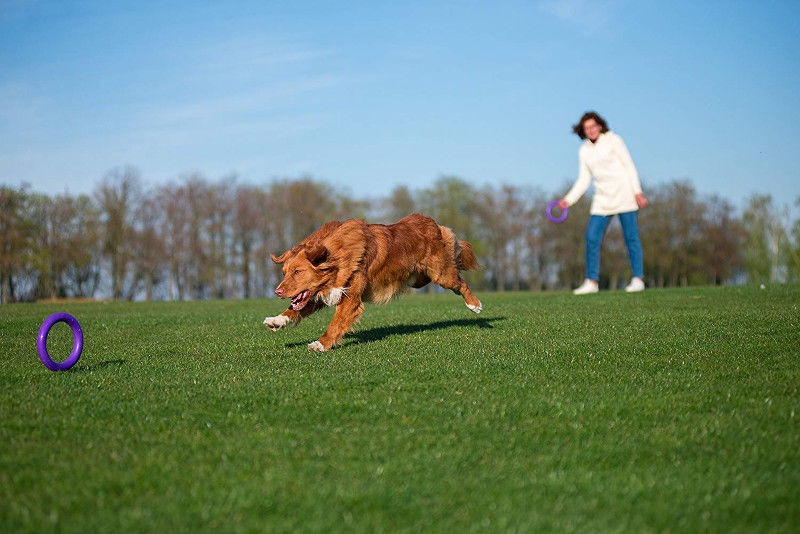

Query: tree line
[{"left": 2, "top": 166, "right": 798, "bottom": 303}]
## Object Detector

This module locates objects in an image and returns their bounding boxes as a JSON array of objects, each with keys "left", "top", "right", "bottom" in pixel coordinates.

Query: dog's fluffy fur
[{"left": 263, "top": 213, "right": 482, "bottom": 351}]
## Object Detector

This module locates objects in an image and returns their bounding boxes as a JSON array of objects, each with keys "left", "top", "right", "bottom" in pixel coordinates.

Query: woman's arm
[{"left": 561, "top": 152, "right": 592, "bottom": 207}]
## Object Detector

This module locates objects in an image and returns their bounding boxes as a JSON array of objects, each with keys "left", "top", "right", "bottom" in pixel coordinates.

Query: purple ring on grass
[
  {"left": 37, "top": 312, "right": 83, "bottom": 371},
  {"left": 546, "top": 200, "right": 568, "bottom": 223}
]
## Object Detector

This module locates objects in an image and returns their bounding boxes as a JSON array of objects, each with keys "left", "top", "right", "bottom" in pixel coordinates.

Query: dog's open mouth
[{"left": 290, "top": 290, "right": 311, "bottom": 311}]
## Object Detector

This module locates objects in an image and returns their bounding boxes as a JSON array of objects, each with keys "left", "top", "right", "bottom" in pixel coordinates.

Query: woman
[{"left": 558, "top": 111, "right": 648, "bottom": 294}]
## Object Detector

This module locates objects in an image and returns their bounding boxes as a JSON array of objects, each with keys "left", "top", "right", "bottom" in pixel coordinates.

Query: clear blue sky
[{"left": 2, "top": 1, "right": 799, "bottom": 210}]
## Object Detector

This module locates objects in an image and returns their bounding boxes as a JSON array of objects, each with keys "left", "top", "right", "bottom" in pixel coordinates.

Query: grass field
[{"left": 1, "top": 285, "right": 798, "bottom": 532}]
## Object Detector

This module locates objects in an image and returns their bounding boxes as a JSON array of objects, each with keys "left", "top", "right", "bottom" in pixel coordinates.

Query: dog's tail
[{"left": 456, "top": 240, "right": 480, "bottom": 271}]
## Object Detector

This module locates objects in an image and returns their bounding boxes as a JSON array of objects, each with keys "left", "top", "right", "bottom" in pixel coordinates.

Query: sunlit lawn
[{"left": 2, "top": 285, "right": 798, "bottom": 532}]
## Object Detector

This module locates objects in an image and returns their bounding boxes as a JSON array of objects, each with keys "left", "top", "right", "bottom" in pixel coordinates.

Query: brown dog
[{"left": 263, "top": 213, "right": 482, "bottom": 351}]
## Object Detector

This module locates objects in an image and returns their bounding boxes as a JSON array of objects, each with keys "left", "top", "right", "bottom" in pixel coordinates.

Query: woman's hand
[
  {"left": 557, "top": 199, "right": 569, "bottom": 209},
  {"left": 635, "top": 193, "right": 648, "bottom": 209}
]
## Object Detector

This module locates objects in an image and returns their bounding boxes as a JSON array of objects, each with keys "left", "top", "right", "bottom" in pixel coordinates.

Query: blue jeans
[{"left": 585, "top": 211, "right": 644, "bottom": 281}]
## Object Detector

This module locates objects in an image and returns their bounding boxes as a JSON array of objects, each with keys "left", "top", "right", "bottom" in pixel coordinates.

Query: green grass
[{"left": 1, "top": 285, "right": 799, "bottom": 532}]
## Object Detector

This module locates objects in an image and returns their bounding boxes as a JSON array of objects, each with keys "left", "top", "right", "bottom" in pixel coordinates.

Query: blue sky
[{"left": 1, "top": 0, "right": 799, "bottom": 210}]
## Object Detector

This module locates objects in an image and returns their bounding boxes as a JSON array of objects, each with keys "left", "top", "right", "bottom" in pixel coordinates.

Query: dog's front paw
[
  {"left": 467, "top": 301, "right": 483, "bottom": 314},
  {"left": 307, "top": 341, "right": 326, "bottom": 352},
  {"left": 263, "top": 315, "right": 292, "bottom": 331}
]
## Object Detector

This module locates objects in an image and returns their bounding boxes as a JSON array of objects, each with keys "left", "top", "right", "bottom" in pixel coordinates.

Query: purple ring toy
[
  {"left": 546, "top": 200, "right": 568, "bottom": 223},
  {"left": 37, "top": 312, "right": 83, "bottom": 371}
]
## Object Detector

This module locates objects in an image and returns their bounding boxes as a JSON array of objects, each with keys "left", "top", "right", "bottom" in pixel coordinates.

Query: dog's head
[{"left": 271, "top": 242, "right": 337, "bottom": 310}]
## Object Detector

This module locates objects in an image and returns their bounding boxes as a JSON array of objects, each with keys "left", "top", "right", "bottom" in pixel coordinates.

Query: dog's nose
[{"left": 274, "top": 286, "right": 284, "bottom": 298}]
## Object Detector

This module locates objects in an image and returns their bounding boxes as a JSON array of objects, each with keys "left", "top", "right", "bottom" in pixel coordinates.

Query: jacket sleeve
[{"left": 564, "top": 149, "right": 592, "bottom": 205}]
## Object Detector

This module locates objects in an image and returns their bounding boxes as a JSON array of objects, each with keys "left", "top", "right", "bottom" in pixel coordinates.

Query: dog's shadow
[{"left": 286, "top": 316, "right": 504, "bottom": 349}]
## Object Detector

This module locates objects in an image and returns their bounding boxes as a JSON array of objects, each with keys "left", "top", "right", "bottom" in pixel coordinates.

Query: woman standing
[{"left": 558, "top": 111, "right": 648, "bottom": 294}]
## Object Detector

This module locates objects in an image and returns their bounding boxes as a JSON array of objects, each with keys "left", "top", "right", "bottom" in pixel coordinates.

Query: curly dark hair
[{"left": 572, "top": 111, "right": 609, "bottom": 140}]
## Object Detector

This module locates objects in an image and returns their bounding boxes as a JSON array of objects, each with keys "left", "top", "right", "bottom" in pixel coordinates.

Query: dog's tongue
[{"left": 291, "top": 290, "right": 310, "bottom": 310}]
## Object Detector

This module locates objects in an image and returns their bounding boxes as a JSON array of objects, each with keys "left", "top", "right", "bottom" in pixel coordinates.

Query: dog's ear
[
  {"left": 305, "top": 242, "right": 329, "bottom": 266},
  {"left": 270, "top": 251, "right": 289, "bottom": 264}
]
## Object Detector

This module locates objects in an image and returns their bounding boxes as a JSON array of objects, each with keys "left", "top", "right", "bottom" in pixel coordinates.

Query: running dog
[{"left": 263, "top": 213, "right": 482, "bottom": 351}]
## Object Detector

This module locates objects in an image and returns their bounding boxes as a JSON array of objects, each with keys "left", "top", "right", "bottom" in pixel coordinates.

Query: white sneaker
[
  {"left": 625, "top": 277, "right": 645, "bottom": 293},
  {"left": 573, "top": 279, "right": 599, "bottom": 295}
]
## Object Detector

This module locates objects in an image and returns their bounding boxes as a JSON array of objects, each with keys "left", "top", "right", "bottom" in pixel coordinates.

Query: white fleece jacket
[{"left": 564, "top": 131, "right": 643, "bottom": 215}]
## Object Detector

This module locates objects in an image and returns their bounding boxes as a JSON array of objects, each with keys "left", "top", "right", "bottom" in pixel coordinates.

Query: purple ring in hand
[
  {"left": 546, "top": 200, "right": 568, "bottom": 223},
  {"left": 37, "top": 312, "right": 83, "bottom": 371}
]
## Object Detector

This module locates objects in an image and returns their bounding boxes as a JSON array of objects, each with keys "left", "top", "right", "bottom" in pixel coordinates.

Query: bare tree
[
  {"left": 475, "top": 184, "right": 535, "bottom": 291},
  {"left": 233, "top": 185, "right": 268, "bottom": 299},
  {"left": 378, "top": 185, "right": 417, "bottom": 223},
  {"left": 35, "top": 193, "right": 102, "bottom": 299},
  {"left": 131, "top": 192, "right": 168, "bottom": 301},
  {"left": 640, "top": 181, "right": 703, "bottom": 287},
  {"left": 521, "top": 188, "right": 550, "bottom": 291},
  {"left": 703, "top": 195, "right": 745, "bottom": 285},
  {"left": 184, "top": 174, "right": 212, "bottom": 300},
  {"left": 95, "top": 167, "right": 142, "bottom": 300},
  {"left": 204, "top": 178, "right": 235, "bottom": 299},
  {"left": 0, "top": 185, "right": 38, "bottom": 302},
  {"left": 544, "top": 181, "right": 587, "bottom": 290}
]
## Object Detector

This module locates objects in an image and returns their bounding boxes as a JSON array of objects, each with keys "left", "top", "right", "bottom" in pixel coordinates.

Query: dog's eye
[{"left": 294, "top": 269, "right": 302, "bottom": 275}]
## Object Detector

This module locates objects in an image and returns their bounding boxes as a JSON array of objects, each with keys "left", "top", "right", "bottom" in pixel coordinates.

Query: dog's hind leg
[
  {"left": 430, "top": 227, "right": 482, "bottom": 313},
  {"left": 429, "top": 269, "right": 482, "bottom": 314},
  {"left": 453, "top": 277, "right": 482, "bottom": 314}
]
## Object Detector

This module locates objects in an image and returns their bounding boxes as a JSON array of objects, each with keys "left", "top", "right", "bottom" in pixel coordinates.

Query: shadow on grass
[
  {"left": 68, "top": 359, "right": 127, "bottom": 372},
  {"left": 285, "top": 316, "right": 505, "bottom": 349}
]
